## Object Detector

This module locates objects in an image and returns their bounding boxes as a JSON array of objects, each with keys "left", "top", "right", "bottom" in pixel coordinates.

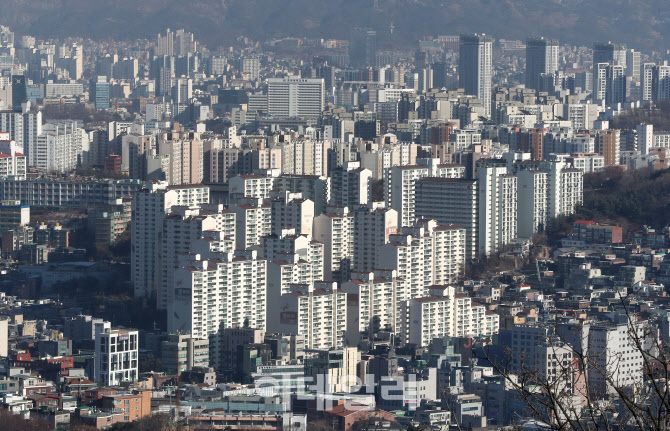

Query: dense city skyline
[{"left": 0, "top": 4, "right": 670, "bottom": 430}]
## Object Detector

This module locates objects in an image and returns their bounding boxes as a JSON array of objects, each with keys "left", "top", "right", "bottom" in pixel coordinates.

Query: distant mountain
[{"left": 2, "top": 0, "right": 669, "bottom": 50}]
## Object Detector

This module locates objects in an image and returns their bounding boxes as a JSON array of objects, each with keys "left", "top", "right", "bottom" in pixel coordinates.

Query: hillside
[
  {"left": 1, "top": 0, "right": 669, "bottom": 49},
  {"left": 577, "top": 167, "right": 670, "bottom": 230}
]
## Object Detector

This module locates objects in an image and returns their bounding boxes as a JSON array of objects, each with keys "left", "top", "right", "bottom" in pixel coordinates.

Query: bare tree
[{"left": 481, "top": 291, "right": 670, "bottom": 430}]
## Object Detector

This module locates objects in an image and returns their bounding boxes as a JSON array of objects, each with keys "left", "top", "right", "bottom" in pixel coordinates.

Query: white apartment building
[
  {"left": 266, "top": 191, "right": 314, "bottom": 235},
  {"left": 387, "top": 165, "right": 428, "bottom": 228},
  {"left": 541, "top": 158, "right": 583, "bottom": 220},
  {"left": 229, "top": 174, "right": 275, "bottom": 202},
  {"left": 330, "top": 161, "right": 372, "bottom": 208},
  {"left": 570, "top": 154, "right": 605, "bottom": 173},
  {"left": 387, "top": 163, "right": 464, "bottom": 228},
  {"left": 241, "top": 57, "right": 261, "bottom": 80},
  {"left": 517, "top": 170, "right": 548, "bottom": 238},
  {"left": 341, "top": 270, "right": 404, "bottom": 346},
  {"left": 377, "top": 88, "right": 416, "bottom": 103},
  {"left": 313, "top": 206, "right": 354, "bottom": 282},
  {"left": 274, "top": 175, "right": 331, "bottom": 215},
  {"left": 157, "top": 205, "right": 235, "bottom": 311},
  {"left": 404, "top": 287, "right": 499, "bottom": 347},
  {"left": 567, "top": 135, "right": 595, "bottom": 154},
  {"left": 378, "top": 220, "right": 466, "bottom": 300},
  {"left": 260, "top": 229, "right": 324, "bottom": 277},
  {"left": 476, "top": 166, "right": 517, "bottom": 255},
  {"left": 433, "top": 225, "right": 467, "bottom": 285},
  {"left": 0, "top": 139, "right": 26, "bottom": 179},
  {"left": 0, "top": 101, "right": 42, "bottom": 153},
  {"left": 157, "top": 131, "right": 204, "bottom": 185},
  {"left": 171, "top": 249, "right": 266, "bottom": 369},
  {"left": 267, "top": 77, "right": 325, "bottom": 120},
  {"left": 588, "top": 322, "right": 644, "bottom": 396},
  {"left": 0, "top": 179, "right": 142, "bottom": 207},
  {"left": 636, "top": 123, "right": 654, "bottom": 155},
  {"left": 94, "top": 328, "right": 139, "bottom": 386},
  {"left": 360, "top": 143, "right": 418, "bottom": 181},
  {"left": 232, "top": 197, "right": 272, "bottom": 250},
  {"left": 277, "top": 283, "right": 347, "bottom": 350},
  {"left": 34, "top": 121, "right": 87, "bottom": 172},
  {"left": 267, "top": 253, "right": 323, "bottom": 328},
  {"left": 279, "top": 139, "right": 331, "bottom": 176},
  {"left": 352, "top": 205, "right": 398, "bottom": 273},
  {"left": 131, "top": 182, "right": 209, "bottom": 298}
]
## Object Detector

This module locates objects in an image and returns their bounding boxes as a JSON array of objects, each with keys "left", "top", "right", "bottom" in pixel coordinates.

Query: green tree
[{"left": 138, "top": 354, "right": 163, "bottom": 373}]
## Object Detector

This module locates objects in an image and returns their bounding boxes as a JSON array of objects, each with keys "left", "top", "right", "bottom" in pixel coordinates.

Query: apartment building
[
  {"left": 415, "top": 178, "right": 479, "bottom": 259},
  {"left": 131, "top": 181, "right": 209, "bottom": 299},
  {"left": 267, "top": 253, "right": 323, "bottom": 328},
  {"left": 352, "top": 204, "right": 398, "bottom": 273},
  {"left": 341, "top": 270, "right": 404, "bottom": 346},
  {"left": 378, "top": 220, "right": 466, "bottom": 300},
  {"left": 277, "top": 283, "right": 347, "bottom": 350},
  {"left": 157, "top": 205, "right": 235, "bottom": 311},
  {"left": 266, "top": 191, "right": 314, "bottom": 235},
  {"left": 232, "top": 197, "right": 272, "bottom": 250},
  {"left": 313, "top": 206, "right": 354, "bottom": 282},
  {"left": 171, "top": 249, "right": 266, "bottom": 369},
  {"left": 476, "top": 166, "right": 517, "bottom": 256},
  {"left": 404, "top": 287, "right": 499, "bottom": 347},
  {"left": 329, "top": 161, "right": 372, "bottom": 208},
  {"left": 517, "top": 170, "right": 548, "bottom": 238},
  {"left": 260, "top": 228, "right": 324, "bottom": 277},
  {"left": 387, "top": 162, "right": 464, "bottom": 227}
]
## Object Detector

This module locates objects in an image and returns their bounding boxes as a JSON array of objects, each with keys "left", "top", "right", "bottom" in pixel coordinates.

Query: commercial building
[
  {"left": 349, "top": 27, "right": 376, "bottom": 67},
  {"left": 267, "top": 77, "right": 325, "bottom": 120},
  {"left": 0, "top": 200, "right": 29, "bottom": 233},
  {"left": 90, "top": 76, "right": 110, "bottom": 109},
  {"left": 94, "top": 328, "right": 139, "bottom": 386},
  {"left": 161, "top": 333, "right": 210, "bottom": 374},
  {"left": 459, "top": 34, "right": 493, "bottom": 117},
  {"left": 525, "top": 38, "right": 559, "bottom": 90}
]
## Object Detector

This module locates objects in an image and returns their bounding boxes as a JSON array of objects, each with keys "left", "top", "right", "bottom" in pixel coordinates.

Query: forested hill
[
  {"left": 1, "top": 0, "right": 669, "bottom": 49},
  {"left": 577, "top": 167, "right": 670, "bottom": 230}
]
